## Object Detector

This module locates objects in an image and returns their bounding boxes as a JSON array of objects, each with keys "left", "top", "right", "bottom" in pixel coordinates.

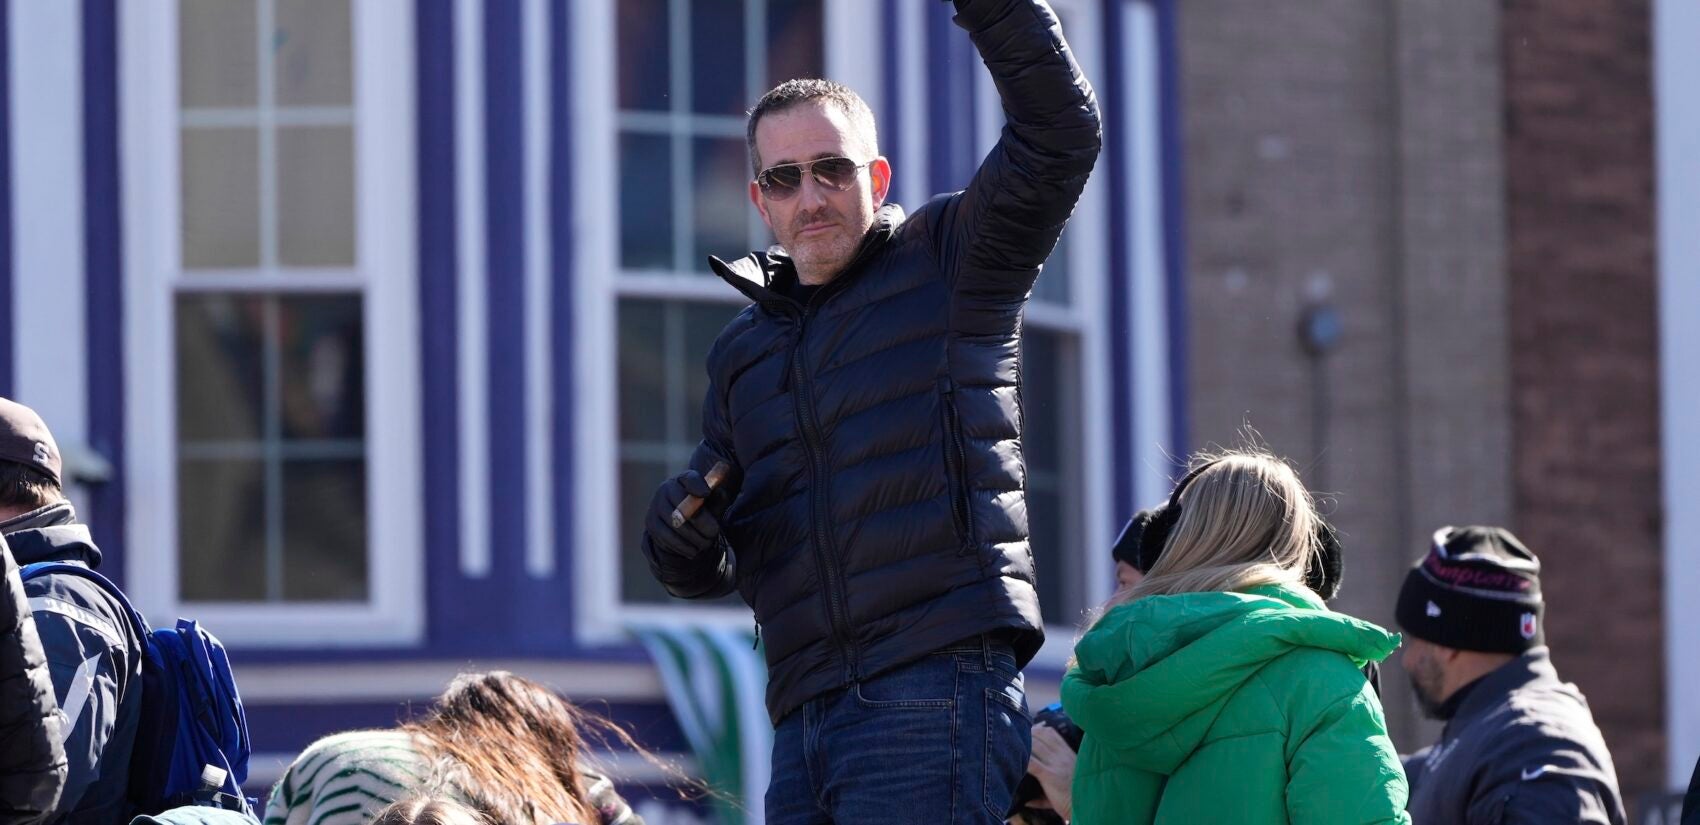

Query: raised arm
[{"left": 932, "top": 0, "right": 1102, "bottom": 300}]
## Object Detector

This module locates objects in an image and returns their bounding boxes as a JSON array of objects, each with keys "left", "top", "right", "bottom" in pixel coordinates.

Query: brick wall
[
  {"left": 1178, "top": 0, "right": 1513, "bottom": 751},
  {"left": 1502, "top": 0, "right": 1664, "bottom": 798}
]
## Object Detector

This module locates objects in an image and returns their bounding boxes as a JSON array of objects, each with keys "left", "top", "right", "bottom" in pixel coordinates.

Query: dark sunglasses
[{"left": 754, "top": 156, "right": 872, "bottom": 200}]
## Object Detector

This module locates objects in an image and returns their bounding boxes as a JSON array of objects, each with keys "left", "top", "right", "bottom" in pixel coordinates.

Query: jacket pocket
[{"left": 939, "top": 378, "right": 976, "bottom": 553}]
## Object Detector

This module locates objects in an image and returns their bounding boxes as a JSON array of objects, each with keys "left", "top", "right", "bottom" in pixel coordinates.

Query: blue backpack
[{"left": 21, "top": 561, "right": 255, "bottom": 816}]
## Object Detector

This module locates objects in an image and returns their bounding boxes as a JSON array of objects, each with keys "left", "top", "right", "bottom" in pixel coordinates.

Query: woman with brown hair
[
  {"left": 263, "top": 671, "right": 646, "bottom": 825},
  {"left": 369, "top": 797, "right": 487, "bottom": 825}
]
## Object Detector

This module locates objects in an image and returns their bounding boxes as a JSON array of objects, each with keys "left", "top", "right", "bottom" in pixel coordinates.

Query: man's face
[
  {"left": 1401, "top": 636, "right": 1450, "bottom": 718},
  {"left": 748, "top": 101, "right": 890, "bottom": 283}
]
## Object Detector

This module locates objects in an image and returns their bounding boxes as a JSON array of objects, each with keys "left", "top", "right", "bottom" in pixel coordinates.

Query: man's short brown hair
[
  {"left": 745, "top": 78, "right": 879, "bottom": 175},
  {"left": 0, "top": 461, "right": 60, "bottom": 513}
]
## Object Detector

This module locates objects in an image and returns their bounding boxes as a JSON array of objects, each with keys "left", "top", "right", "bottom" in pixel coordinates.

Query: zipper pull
[{"left": 752, "top": 621, "right": 762, "bottom": 650}]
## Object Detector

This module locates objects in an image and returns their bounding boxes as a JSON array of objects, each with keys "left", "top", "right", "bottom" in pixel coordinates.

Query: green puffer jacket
[{"left": 1062, "top": 583, "right": 1411, "bottom": 825}]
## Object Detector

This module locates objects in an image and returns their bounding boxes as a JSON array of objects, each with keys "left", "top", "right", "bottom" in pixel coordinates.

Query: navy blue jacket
[
  {"left": 6, "top": 503, "right": 144, "bottom": 825},
  {"left": 643, "top": 0, "right": 1101, "bottom": 723},
  {"left": 1403, "top": 648, "right": 1625, "bottom": 825}
]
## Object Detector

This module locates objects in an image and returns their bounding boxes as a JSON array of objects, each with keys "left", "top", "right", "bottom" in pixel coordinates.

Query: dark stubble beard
[{"left": 1408, "top": 672, "right": 1448, "bottom": 719}]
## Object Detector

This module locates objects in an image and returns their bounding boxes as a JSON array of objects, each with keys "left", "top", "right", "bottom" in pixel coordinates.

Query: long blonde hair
[{"left": 1097, "top": 449, "right": 1322, "bottom": 622}]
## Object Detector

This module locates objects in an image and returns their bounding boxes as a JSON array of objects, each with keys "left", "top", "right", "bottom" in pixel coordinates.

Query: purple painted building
[{"left": 0, "top": 0, "right": 1184, "bottom": 817}]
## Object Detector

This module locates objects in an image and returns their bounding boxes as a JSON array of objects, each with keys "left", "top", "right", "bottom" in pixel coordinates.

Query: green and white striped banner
[{"left": 630, "top": 625, "right": 770, "bottom": 825}]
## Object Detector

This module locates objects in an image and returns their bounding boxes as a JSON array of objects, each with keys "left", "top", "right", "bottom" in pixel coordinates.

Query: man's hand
[
  {"left": 1028, "top": 723, "right": 1076, "bottom": 821},
  {"left": 644, "top": 469, "right": 724, "bottom": 560}
]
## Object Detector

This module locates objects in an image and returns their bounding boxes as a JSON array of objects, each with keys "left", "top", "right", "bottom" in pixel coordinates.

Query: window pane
[
  {"left": 279, "top": 295, "right": 365, "bottom": 440},
  {"left": 182, "top": 128, "right": 261, "bottom": 269},
  {"left": 282, "top": 459, "right": 368, "bottom": 601},
  {"left": 277, "top": 126, "right": 357, "bottom": 267},
  {"left": 619, "top": 300, "right": 668, "bottom": 443},
  {"left": 179, "top": 458, "right": 267, "bottom": 602},
  {"left": 619, "top": 299, "right": 745, "bottom": 605},
  {"left": 684, "top": 303, "right": 740, "bottom": 408},
  {"left": 690, "top": 0, "right": 746, "bottom": 116},
  {"left": 766, "top": 0, "right": 824, "bottom": 85},
  {"left": 179, "top": 0, "right": 258, "bottom": 108},
  {"left": 1021, "top": 328, "right": 1083, "bottom": 623},
  {"left": 618, "top": 0, "right": 671, "bottom": 112},
  {"left": 177, "top": 295, "right": 265, "bottom": 441},
  {"left": 274, "top": 0, "right": 353, "bottom": 107},
  {"left": 621, "top": 133, "right": 675, "bottom": 269},
  {"left": 693, "top": 137, "right": 753, "bottom": 263},
  {"left": 1033, "top": 228, "right": 1072, "bottom": 305}
]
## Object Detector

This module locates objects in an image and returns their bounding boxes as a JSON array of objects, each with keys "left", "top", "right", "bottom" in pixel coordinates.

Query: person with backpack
[
  {"left": 0, "top": 397, "right": 144, "bottom": 823},
  {"left": 0, "top": 529, "right": 66, "bottom": 823},
  {"left": 1060, "top": 449, "right": 1410, "bottom": 824},
  {"left": 1, "top": 398, "right": 256, "bottom": 823}
]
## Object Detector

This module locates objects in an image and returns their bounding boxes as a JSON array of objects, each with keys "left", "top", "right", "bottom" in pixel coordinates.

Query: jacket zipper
[
  {"left": 939, "top": 379, "right": 975, "bottom": 550},
  {"left": 790, "top": 309, "right": 860, "bottom": 681}
]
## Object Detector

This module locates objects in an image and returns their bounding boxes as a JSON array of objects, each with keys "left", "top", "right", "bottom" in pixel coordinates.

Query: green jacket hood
[{"left": 1063, "top": 583, "right": 1400, "bottom": 775}]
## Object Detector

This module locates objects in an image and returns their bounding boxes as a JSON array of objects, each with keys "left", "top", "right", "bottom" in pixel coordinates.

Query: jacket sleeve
[
  {"left": 642, "top": 343, "right": 741, "bottom": 602},
  {"left": 26, "top": 584, "right": 128, "bottom": 818},
  {"left": 932, "top": 0, "right": 1101, "bottom": 311},
  {"left": 1285, "top": 688, "right": 1412, "bottom": 825},
  {"left": 1464, "top": 736, "right": 1626, "bottom": 825},
  {"left": 0, "top": 536, "right": 66, "bottom": 825}
]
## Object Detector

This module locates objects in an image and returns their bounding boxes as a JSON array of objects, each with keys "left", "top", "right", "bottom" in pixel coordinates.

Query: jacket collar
[
  {"left": 1, "top": 500, "right": 101, "bottom": 567},
  {"left": 1446, "top": 646, "right": 1558, "bottom": 730},
  {"left": 709, "top": 203, "right": 906, "bottom": 312}
]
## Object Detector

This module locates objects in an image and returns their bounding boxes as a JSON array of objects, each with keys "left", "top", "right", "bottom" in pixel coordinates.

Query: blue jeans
[{"left": 765, "top": 637, "right": 1032, "bottom": 824}]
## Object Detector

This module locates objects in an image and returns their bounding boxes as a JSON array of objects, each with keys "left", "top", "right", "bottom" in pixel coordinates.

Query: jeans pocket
[
  {"left": 852, "top": 656, "right": 956, "bottom": 709},
  {"left": 983, "top": 682, "right": 1033, "bottom": 818}
]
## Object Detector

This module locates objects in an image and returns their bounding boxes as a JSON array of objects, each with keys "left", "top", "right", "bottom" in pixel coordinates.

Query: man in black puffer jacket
[
  {"left": 0, "top": 529, "right": 66, "bottom": 824},
  {"left": 641, "top": 0, "right": 1099, "bottom": 820}
]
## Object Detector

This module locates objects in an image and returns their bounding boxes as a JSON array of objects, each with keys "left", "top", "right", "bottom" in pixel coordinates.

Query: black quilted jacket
[
  {"left": 0, "top": 531, "right": 66, "bottom": 824},
  {"left": 644, "top": 0, "right": 1101, "bottom": 724}
]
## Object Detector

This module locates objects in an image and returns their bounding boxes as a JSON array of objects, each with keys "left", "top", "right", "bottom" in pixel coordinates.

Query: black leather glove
[{"left": 643, "top": 469, "right": 724, "bottom": 561}]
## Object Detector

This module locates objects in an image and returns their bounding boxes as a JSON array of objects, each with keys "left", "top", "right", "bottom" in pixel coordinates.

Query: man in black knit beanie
[{"left": 1397, "top": 525, "right": 1625, "bottom": 824}]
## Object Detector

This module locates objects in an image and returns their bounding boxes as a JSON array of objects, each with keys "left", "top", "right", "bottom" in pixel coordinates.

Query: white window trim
[
  {"left": 1656, "top": 0, "right": 1700, "bottom": 789},
  {"left": 574, "top": 0, "right": 904, "bottom": 643},
  {"left": 121, "top": 0, "right": 423, "bottom": 647}
]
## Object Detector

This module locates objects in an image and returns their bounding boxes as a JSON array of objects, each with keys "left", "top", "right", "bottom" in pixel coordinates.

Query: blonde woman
[{"left": 1062, "top": 450, "right": 1409, "bottom": 824}]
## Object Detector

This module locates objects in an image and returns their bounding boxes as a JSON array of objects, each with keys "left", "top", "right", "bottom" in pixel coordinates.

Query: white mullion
[
  {"left": 257, "top": 0, "right": 278, "bottom": 271},
  {"left": 455, "top": 0, "right": 492, "bottom": 579},
  {"left": 669, "top": 0, "right": 692, "bottom": 272},
  {"left": 173, "top": 269, "right": 366, "bottom": 291},
  {"left": 1126, "top": 1, "right": 1171, "bottom": 513},
  {"left": 182, "top": 106, "right": 355, "bottom": 129},
  {"left": 618, "top": 110, "right": 744, "bottom": 136},
  {"left": 523, "top": 0, "right": 555, "bottom": 579},
  {"left": 570, "top": 0, "right": 625, "bottom": 644},
  {"left": 10, "top": 0, "right": 89, "bottom": 506},
  {"left": 615, "top": 272, "right": 753, "bottom": 303},
  {"left": 745, "top": 0, "right": 766, "bottom": 253},
  {"left": 1023, "top": 301, "right": 1089, "bottom": 332}
]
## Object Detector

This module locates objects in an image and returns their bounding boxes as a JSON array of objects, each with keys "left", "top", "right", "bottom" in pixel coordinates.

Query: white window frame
[
  {"left": 120, "top": 0, "right": 423, "bottom": 647},
  {"left": 1656, "top": 0, "right": 1700, "bottom": 788},
  {"left": 966, "top": 0, "right": 1119, "bottom": 668},
  {"left": 572, "top": 0, "right": 894, "bottom": 642}
]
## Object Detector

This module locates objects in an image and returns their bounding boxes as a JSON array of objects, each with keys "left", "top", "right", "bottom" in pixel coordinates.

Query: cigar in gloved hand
[{"left": 671, "top": 461, "right": 732, "bottom": 530}]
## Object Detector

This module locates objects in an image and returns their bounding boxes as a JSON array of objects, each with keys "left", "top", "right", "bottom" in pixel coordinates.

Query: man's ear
[
  {"left": 749, "top": 180, "right": 774, "bottom": 230},
  {"left": 870, "top": 157, "right": 893, "bottom": 208}
]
